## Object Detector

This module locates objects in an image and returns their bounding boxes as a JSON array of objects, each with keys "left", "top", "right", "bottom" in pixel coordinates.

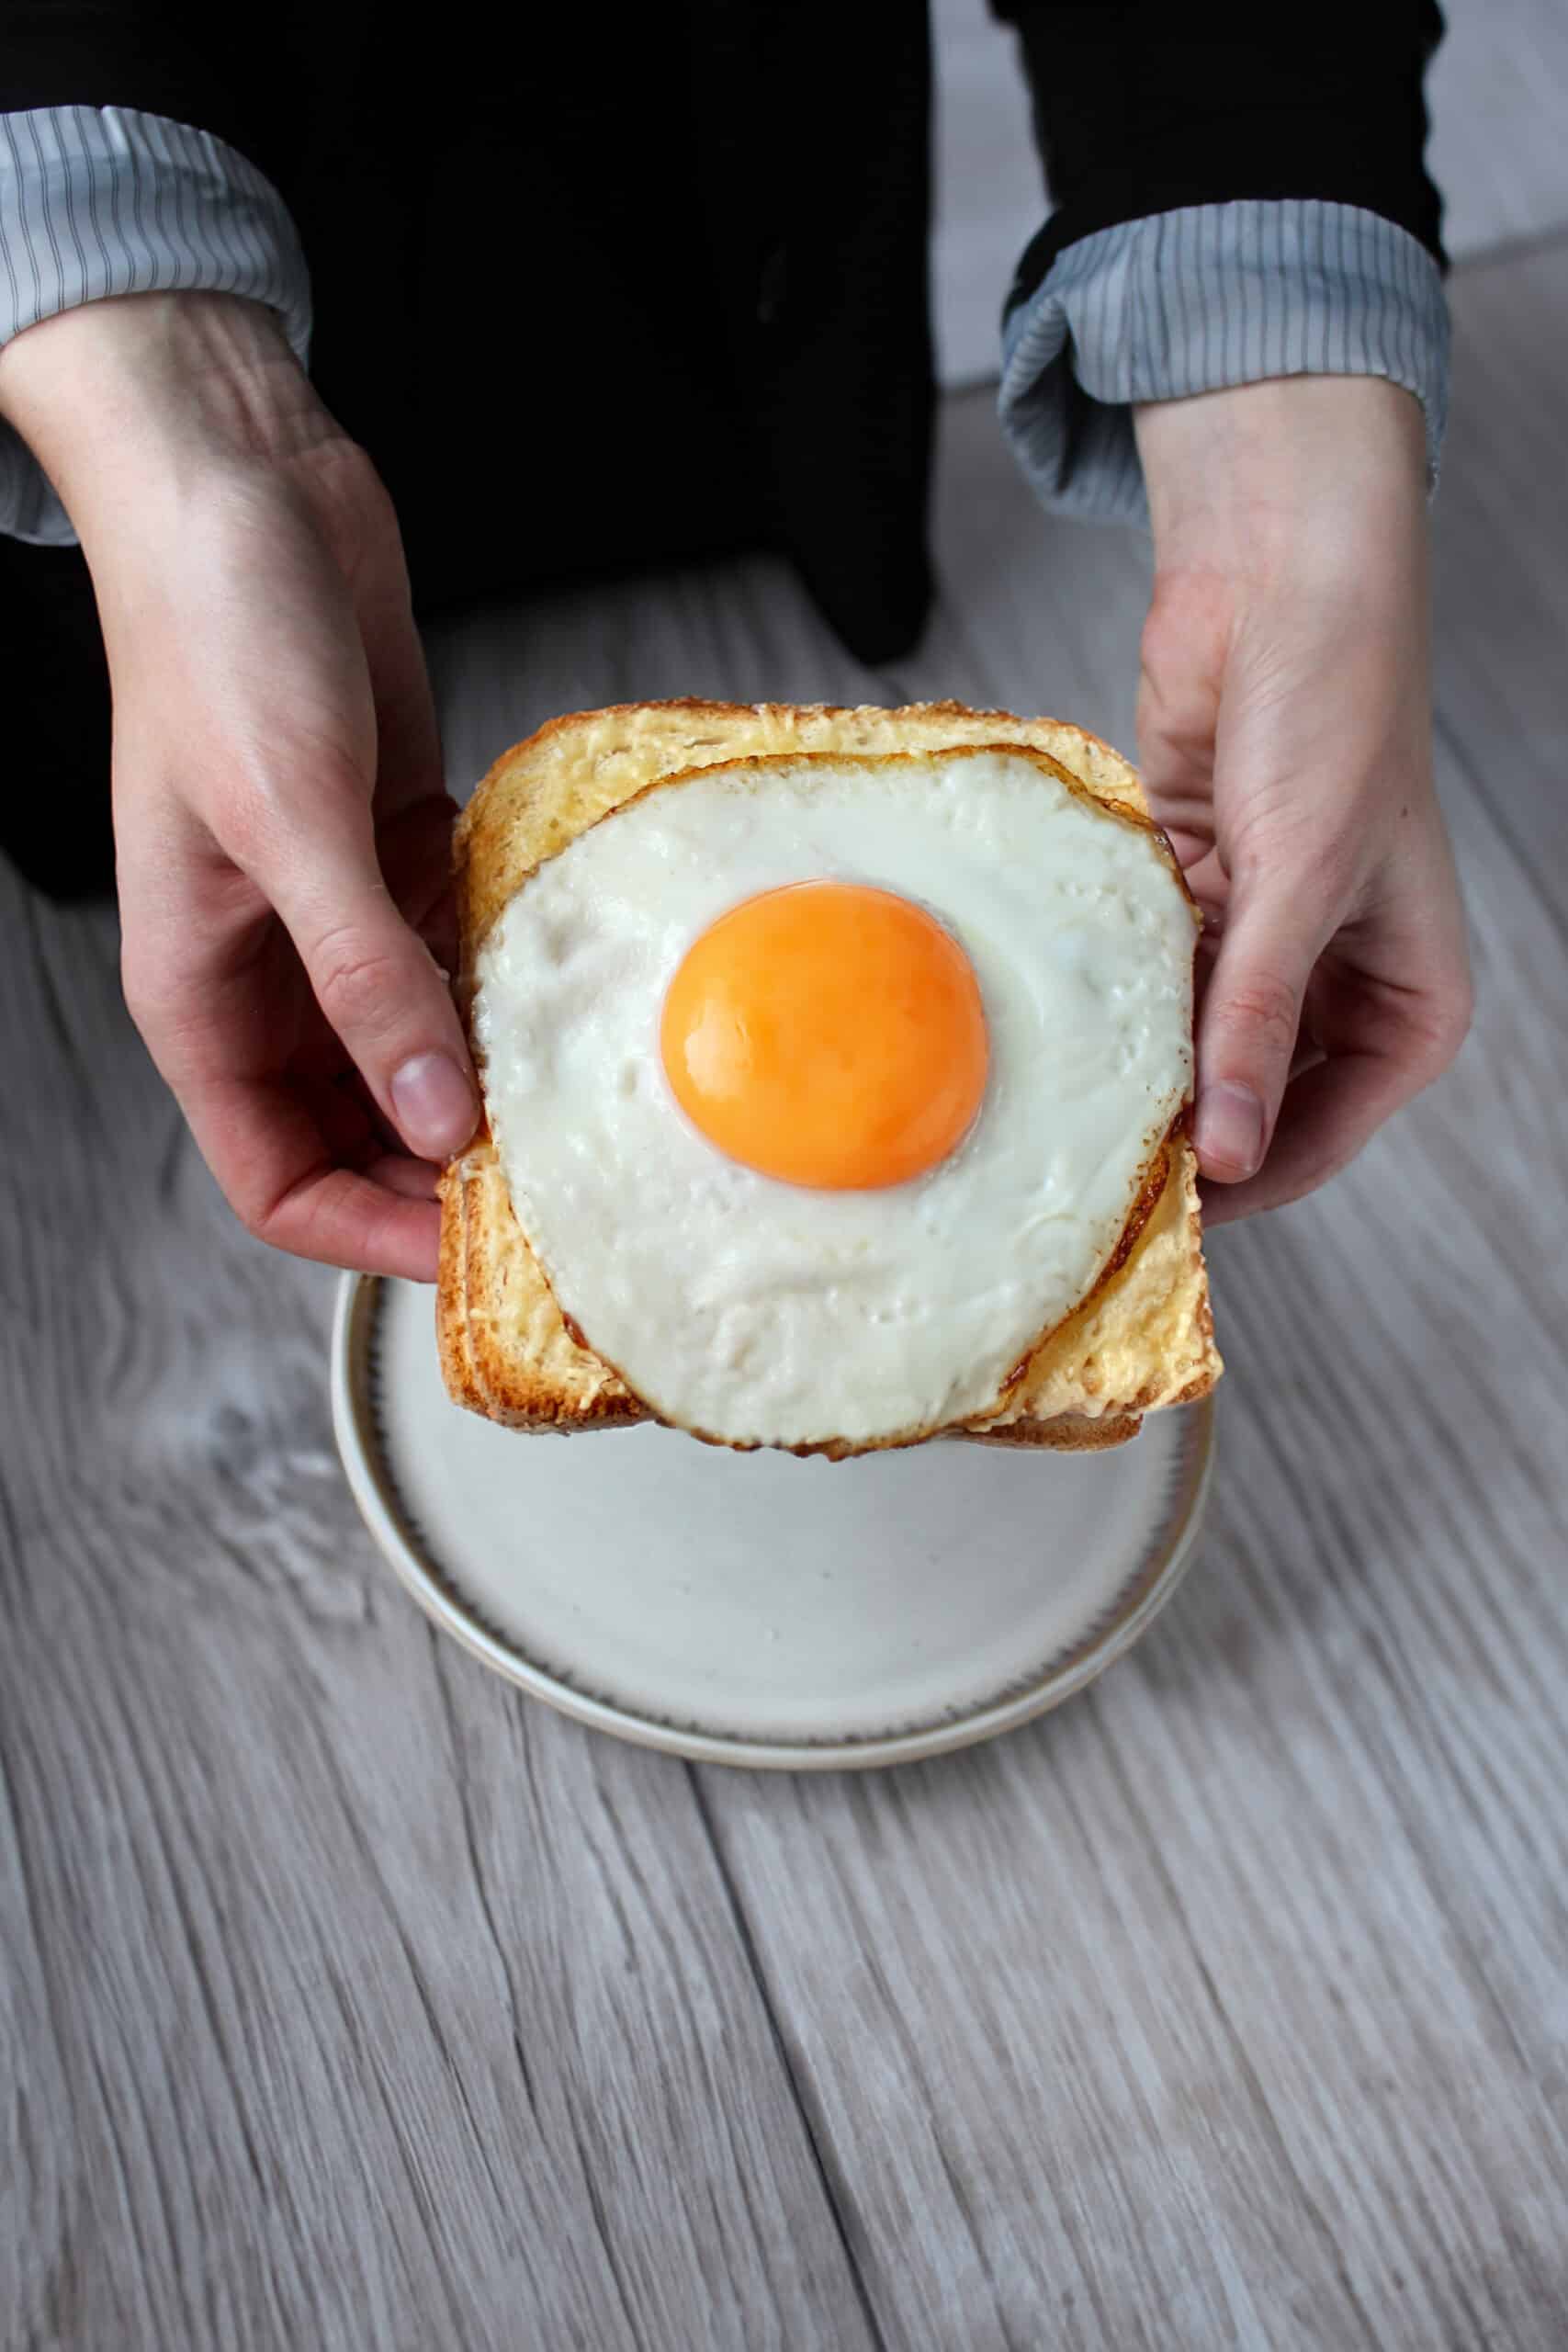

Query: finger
[
  {"left": 367, "top": 1152, "right": 443, "bottom": 1202},
  {"left": 1179, "top": 844, "right": 1230, "bottom": 924},
  {"left": 297, "top": 1072, "right": 439, "bottom": 1189},
  {"left": 299, "top": 1071, "right": 379, "bottom": 1162},
  {"left": 1193, "top": 875, "right": 1337, "bottom": 1184},
  {"left": 1199, "top": 1046, "right": 1419, "bottom": 1224},
  {"left": 342, "top": 473, "right": 463, "bottom": 975},
  {"left": 263, "top": 820, "right": 479, "bottom": 1166},
  {"left": 377, "top": 790, "right": 461, "bottom": 981},
  {"left": 326, "top": 454, "right": 460, "bottom": 968},
  {"left": 1135, "top": 569, "right": 1229, "bottom": 856},
  {"left": 185, "top": 1070, "right": 443, "bottom": 1277},
  {"left": 1204, "top": 901, "right": 1472, "bottom": 1223},
  {"left": 366, "top": 602, "right": 444, "bottom": 816},
  {"left": 1287, "top": 1035, "right": 1328, "bottom": 1086}
]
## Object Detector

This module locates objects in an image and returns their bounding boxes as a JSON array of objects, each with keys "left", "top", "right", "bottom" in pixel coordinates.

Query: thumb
[
  {"left": 268, "top": 823, "right": 479, "bottom": 1162},
  {"left": 1195, "top": 877, "right": 1333, "bottom": 1184}
]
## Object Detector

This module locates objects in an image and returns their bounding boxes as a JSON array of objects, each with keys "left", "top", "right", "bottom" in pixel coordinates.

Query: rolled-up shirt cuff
[
  {"left": 0, "top": 105, "right": 312, "bottom": 545},
  {"left": 998, "top": 198, "right": 1450, "bottom": 524}
]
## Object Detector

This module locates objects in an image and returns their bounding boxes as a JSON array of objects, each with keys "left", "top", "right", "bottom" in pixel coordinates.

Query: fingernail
[
  {"left": 390, "top": 1051, "right": 478, "bottom": 1159},
  {"left": 1197, "top": 1080, "right": 1265, "bottom": 1181}
]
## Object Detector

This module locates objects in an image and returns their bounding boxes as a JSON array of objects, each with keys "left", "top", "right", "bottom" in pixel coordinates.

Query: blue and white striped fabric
[
  {"left": 999, "top": 198, "right": 1450, "bottom": 521},
  {"left": 1, "top": 113, "right": 1450, "bottom": 548},
  {"left": 0, "top": 106, "right": 310, "bottom": 544}
]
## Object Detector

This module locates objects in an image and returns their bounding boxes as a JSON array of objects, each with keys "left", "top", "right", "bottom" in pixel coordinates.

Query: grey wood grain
[
  {"left": 688, "top": 263, "right": 1568, "bottom": 2348},
  {"left": 6, "top": 218, "right": 1568, "bottom": 2352},
  {"left": 0, "top": 889, "right": 878, "bottom": 2347},
  {"left": 929, "top": 0, "right": 1043, "bottom": 389},
  {"left": 1429, "top": 238, "right": 1568, "bottom": 947},
  {"left": 1429, "top": 0, "right": 1568, "bottom": 264}
]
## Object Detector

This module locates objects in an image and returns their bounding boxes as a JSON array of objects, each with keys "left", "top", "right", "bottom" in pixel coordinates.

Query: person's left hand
[{"left": 1133, "top": 375, "right": 1472, "bottom": 1223}]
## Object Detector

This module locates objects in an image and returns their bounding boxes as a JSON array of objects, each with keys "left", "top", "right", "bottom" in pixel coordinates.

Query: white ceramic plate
[{"left": 332, "top": 1272, "right": 1213, "bottom": 1770}]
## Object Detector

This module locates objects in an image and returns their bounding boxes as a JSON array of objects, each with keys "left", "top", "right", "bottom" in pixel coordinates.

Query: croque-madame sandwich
[{"left": 437, "top": 700, "right": 1221, "bottom": 1456}]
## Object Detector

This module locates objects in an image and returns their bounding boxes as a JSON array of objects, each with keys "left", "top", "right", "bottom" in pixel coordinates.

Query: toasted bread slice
[{"left": 437, "top": 700, "right": 1221, "bottom": 1450}]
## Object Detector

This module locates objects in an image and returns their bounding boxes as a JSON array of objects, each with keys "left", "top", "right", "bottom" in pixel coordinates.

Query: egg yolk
[{"left": 660, "top": 882, "right": 988, "bottom": 1189}]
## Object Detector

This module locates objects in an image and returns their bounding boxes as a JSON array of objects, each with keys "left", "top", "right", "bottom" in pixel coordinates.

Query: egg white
[{"left": 474, "top": 750, "right": 1196, "bottom": 1451}]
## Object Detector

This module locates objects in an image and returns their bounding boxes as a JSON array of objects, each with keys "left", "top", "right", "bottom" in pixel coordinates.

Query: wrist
[
  {"left": 0, "top": 290, "right": 331, "bottom": 540},
  {"left": 1134, "top": 377, "right": 1427, "bottom": 579}
]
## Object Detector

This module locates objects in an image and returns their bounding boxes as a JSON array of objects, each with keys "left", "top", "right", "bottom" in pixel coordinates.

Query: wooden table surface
[{"left": 4, "top": 240, "right": 1567, "bottom": 2351}]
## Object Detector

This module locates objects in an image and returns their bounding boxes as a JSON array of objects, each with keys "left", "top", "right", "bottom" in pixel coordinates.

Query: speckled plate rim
[{"left": 331, "top": 1272, "right": 1215, "bottom": 1771}]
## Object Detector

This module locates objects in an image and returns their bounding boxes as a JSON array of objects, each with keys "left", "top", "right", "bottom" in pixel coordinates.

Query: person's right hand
[
  {"left": 0, "top": 290, "right": 476, "bottom": 1280},
  {"left": 1133, "top": 377, "right": 1472, "bottom": 1223}
]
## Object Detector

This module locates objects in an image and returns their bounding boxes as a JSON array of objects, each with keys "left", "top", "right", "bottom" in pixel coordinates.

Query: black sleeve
[
  {"left": 992, "top": 3, "right": 1447, "bottom": 320},
  {"left": 0, "top": 1, "right": 315, "bottom": 196}
]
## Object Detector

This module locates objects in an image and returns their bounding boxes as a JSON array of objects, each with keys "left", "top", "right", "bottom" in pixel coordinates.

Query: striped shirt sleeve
[
  {"left": 998, "top": 199, "right": 1450, "bottom": 523},
  {"left": 0, "top": 106, "right": 311, "bottom": 546}
]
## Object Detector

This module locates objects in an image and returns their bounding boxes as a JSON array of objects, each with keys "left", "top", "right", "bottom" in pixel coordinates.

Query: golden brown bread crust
[
  {"left": 986, "top": 1128, "right": 1216, "bottom": 1430},
  {"left": 453, "top": 697, "right": 1154, "bottom": 976},
  {"left": 439, "top": 1133, "right": 641, "bottom": 1431},
  {"left": 437, "top": 699, "right": 1223, "bottom": 1451},
  {"left": 960, "top": 1411, "right": 1146, "bottom": 1453},
  {"left": 435, "top": 1127, "right": 1216, "bottom": 1453}
]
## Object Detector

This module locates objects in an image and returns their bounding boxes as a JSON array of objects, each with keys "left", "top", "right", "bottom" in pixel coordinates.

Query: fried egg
[{"left": 474, "top": 748, "right": 1197, "bottom": 1451}]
